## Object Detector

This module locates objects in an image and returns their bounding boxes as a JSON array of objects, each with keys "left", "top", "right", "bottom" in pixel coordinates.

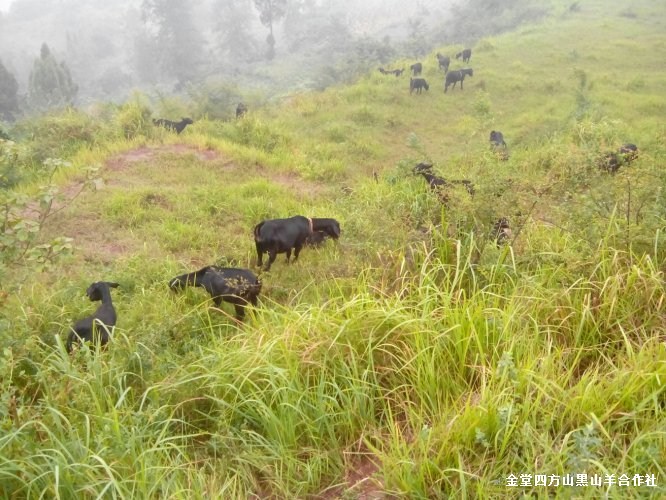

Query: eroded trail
[{"left": 43, "top": 144, "right": 326, "bottom": 264}]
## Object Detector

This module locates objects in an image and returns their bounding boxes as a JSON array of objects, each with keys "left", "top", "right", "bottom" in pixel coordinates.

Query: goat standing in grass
[
  {"left": 254, "top": 216, "right": 341, "bottom": 271},
  {"left": 456, "top": 48, "right": 472, "bottom": 63},
  {"left": 490, "top": 130, "right": 510, "bottom": 160},
  {"left": 410, "top": 62, "right": 423, "bottom": 75},
  {"left": 410, "top": 78, "right": 430, "bottom": 94},
  {"left": 436, "top": 53, "right": 451, "bottom": 73},
  {"left": 599, "top": 143, "right": 639, "bottom": 173},
  {"left": 152, "top": 117, "right": 194, "bottom": 134},
  {"left": 445, "top": 68, "right": 473, "bottom": 92},
  {"left": 169, "top": 266, "right": 261, "bottom": 320},
  {"left": 67, "top": 281, "right": 119, "bottom": 353},
  {"left": 413, "top": 162, "right": 475, "bottom": 202}
]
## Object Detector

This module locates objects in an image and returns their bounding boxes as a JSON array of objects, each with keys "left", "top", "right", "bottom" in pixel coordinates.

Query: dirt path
[{"left": 39, "top": 144, "right": 326, "bottom": 264}]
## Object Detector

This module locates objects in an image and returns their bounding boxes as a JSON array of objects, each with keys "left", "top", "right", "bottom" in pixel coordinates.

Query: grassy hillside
[{"left": 1, "top": 0, "right": 665, "bottom": 498}]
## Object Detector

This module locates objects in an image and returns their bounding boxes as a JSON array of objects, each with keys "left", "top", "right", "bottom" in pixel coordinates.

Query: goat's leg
[
  {"left": 234, "top": 304, "right": 246, "bottom": 320},
  {"left": 255, "top": 243, "right": 263, "bottom": 267},
  {"left": 265, "top": 250, "right": 277, "bottom": 271},
  {"left": 285, "top": 248, "right": 292, "bottom": 263}
]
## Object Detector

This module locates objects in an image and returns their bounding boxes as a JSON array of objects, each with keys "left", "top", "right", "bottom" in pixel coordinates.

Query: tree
[
  {"left": 253, "top": 0, "right": 287, "bottom": 60},
  {"left": 0, "top": 59, "right": 19, "bottom": 121},
  {"left": 141, "top": 0, "right": 205, "bottom": 86},
  {"left": 212, "top": 0, "right": 258, "bottom": 62},
  {"left": 28, "top": 43, "right": 78, "bottom": 111}
]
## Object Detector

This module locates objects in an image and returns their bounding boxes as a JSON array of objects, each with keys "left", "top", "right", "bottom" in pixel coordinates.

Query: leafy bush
[
  {"left": 0, "top": 139, "right": 24, "bottom": 188},
  {"left": 11, "top": 109, "right": 102, "bottom": 164}
]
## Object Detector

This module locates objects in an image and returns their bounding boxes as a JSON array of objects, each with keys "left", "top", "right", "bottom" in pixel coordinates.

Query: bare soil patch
[
  {"left": 105, "top": 144, "right": 221, "bottom": 174},
  {"left": 318, "top": 453, "right": 391, "bottom": 500}
]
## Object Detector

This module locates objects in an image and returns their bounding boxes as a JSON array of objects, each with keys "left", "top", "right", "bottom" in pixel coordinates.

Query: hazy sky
[{"left": 0, "top": 0, "right": 12, "bottom": 13}]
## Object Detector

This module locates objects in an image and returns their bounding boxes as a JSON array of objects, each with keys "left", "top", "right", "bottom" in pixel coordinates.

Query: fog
[{"left": 0, "top": 0, "right": 544, "bottom": 118}]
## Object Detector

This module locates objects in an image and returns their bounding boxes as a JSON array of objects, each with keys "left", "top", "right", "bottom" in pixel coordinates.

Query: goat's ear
[{"left": 108, "top": 282, "right": 120, "bottom": 288}]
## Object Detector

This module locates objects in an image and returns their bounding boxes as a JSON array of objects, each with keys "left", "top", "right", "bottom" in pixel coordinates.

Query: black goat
[
  {"left": 415, "top": 170, "right": 449, "bottom": 203},
  {"left": 379, "top": 68, "right": 404, "bottom": 76},
  {"left": 152, "top": 117, "right": 194, "bottom": 134},
  {"left": 236, "top": 102, "right": 247, "bottom": 119},
  {"left": 436, "top": 53, "right": 451, "bottom": 73},
  {"left": 444, "top": 68, "right": 473, "bottom": 92},
  {"left": 410, "top": 62, "right": 423, "bottom": 75},
  {"left": 254, "top": 216, "right": 341, "bottom": 271},
  {"left": 67, "top": 281, "right": 119, "bottom": 353},
  {"left": 169, "top": 266, "right": 261, "bottom": 320},
  {"left": 599, "top": 143, "right": 639, "bottom": 173},
  {"left": 490, "top": 130, "right": 510, "bottom": 160},
  {"left": 456, "top": 48, "right": 472, "bottom": 63},
  {"left": 489, "top": 130, "right": 507, "bottom": 148},
  {"left": 492, "top": 217, "right": 512, "bottom": 246},
  {"left": 413, "top": 163, "right": 475, "bottom": 200},
  {"left": 410, "top": 78, "right": 430, "bottom": 94}
]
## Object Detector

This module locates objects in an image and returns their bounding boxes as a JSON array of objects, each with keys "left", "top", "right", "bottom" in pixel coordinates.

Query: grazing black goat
[
  {"left": 456, "top": 48, "right": 472, "bottom": 63},
  {"left": 413, "top": 162, "right": 449, "bottom": 202},
  {"left": 490, "top": 130, "right": 510, "bottom": 160},
  {"left": 436, "top": 53, "right": 451, "bottom": 73},
  {"left": 489, "top": 130, "right": 507, "bottom": 148},
  {"left": 152, "top": 117, "right": 194, "bottom": 134},
  {"left": 379, "top": 67, "right": 404, "bottom": 76},
  {"left": 254, "top": 216, "right": 341, "bottom": 271},
  {"left": 599, "top": 143, "right": 639, "bottom": 173},
  {"left": 445, "top": 68, "right": 473, "bottom": 92},
  {"left": 236, "top": 102, "right": 247, "bottom": 119},
  {"left": 492, "top": 217, "right": 512, "bottom": 246},
  {"left": 410, "top": 78, "right": 430, "bottom": 94},
  {"left": 67, "top": 281, "right": 119, "bottom": 353},
  {"left": 410, "top": 62, "right": 423, "bottom": 75},
  {"left": 169, "top": 266, "right": 261, "bottom": 320},
  {"left": 413, "top": 162, "right": 475, "bottom": 201}
]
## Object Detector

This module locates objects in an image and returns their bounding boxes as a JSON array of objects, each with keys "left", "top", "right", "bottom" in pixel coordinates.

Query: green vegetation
[{"left": 0, "top": 0, "right": 664, "bottom": 497}]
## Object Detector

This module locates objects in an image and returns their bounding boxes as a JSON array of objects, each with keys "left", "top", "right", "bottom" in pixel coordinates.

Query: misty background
[{"left": 0, "top": 0, "right": 546, "bottom": 120}]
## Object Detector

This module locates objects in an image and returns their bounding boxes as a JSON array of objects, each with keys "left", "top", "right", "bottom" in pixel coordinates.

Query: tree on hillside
[
  {"left": 212, "top": 0, "right": 258, "bottom": 62},
  {"left": 253, "top": 0, "right": 287, "bottom": 60},
  {"left": 141, "top": 0, "right": 205, "bottom": 86},
  {"left": 404, "top": 17, "right": 428, "bottom": 57},
  {"left": 27, "top": 43, "right": 78, "bottom": 111},
  {"left": 0, "top": 59, "right": 20, "bottom": 121}
]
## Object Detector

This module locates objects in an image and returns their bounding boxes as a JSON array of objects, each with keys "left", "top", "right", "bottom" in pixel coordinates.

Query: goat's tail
[{"left": 253, "top": 222, "right": 264, "bottom": 242}]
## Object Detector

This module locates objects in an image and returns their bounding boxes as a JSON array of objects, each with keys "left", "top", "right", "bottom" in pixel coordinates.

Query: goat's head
[
  {"left": 169, "top": 267, "right": 211, "bottom": 291},
  {"left": 86, "top": 281, "right": 119, "bottom": 301},
  {"left": 181, "top": 117, "right": 194, "bottom": 125},
  {"left": 619, "top": 143, "right": 638, "bottom": 161},
  {"left": 413, "top": 162, "right": 433, "bottom": 174},
  {"left": 312, "top": 218, "right": 341, "bottom": 240}
]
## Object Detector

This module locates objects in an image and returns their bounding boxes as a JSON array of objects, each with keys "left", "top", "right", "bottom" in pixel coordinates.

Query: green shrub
[{"left": 115, "top": 94, "right": 154, "bottom": 140}]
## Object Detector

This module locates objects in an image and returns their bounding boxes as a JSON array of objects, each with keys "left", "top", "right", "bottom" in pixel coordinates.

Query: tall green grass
[{"left": 1, "top": 0, "right": 665, "bottom": 497}]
